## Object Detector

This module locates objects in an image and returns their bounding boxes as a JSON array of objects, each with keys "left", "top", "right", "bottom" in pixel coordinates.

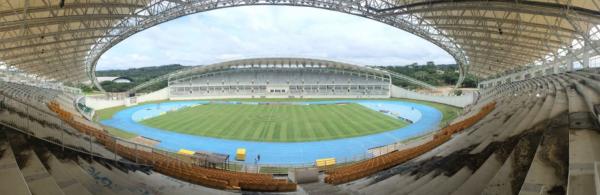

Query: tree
[
  {"left": 414, "top": 71, "right": 428, "bottom": 80},
  {"left": 379, "top": 63, "right": 464, "bottom": 88},
  {"left": 77, "top": 84, "right": 94, "bottom": 93},
  {"left": 454, "top": 90, "right": 463, "bottom": 96},
  {"left": 95, "top": 64, "right": 186, "bottom": 92},
  {"left": 461, "top": 75, "right": 478, "bottom": 88},
  {"left": 100, "top": 81, "right": 136, "bottom": 92}
]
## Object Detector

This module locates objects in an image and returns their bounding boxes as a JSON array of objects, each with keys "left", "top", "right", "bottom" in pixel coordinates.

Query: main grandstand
[
  {"left": 1, "top": 1, "right": 600, "bottom": 195},
  {"left": 167, "top": 58, "right": 391, "bottom": 99}
]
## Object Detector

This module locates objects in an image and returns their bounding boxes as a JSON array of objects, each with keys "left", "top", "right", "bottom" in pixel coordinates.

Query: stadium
[
  {"left": 0, "top": 1, "right": 600, "bottom": 195},
  {"left": 92, "top": 58, "right": 449, "bottom": 166}
]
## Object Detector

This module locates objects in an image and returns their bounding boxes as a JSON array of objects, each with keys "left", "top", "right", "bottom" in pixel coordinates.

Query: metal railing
[
  {"left": 0, "top": 91, "right": 157, "bottom": 167},
  {"left": 0, "top": 100, "right": 150, "bottom": 167},
  {"left": 74, "top": 96, "right": 95, "bottom": 120},
  {"left": 223, "top": 130, "right": 436, "bottom": 174}
]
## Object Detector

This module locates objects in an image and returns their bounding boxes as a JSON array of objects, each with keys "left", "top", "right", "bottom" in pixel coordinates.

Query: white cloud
[{"left": 97, "top": 6, "right": 454, "bottom": 70}]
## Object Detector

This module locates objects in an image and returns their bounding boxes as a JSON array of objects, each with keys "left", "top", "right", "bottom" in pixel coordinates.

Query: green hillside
[
  {"left": 377, "top": 63, "right": 478, "bottom": 89},
  {"left": 95, "top": 64, "right": 188, "bottom": 93}
]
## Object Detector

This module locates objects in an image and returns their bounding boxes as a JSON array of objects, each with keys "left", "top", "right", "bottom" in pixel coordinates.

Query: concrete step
[
  {"left": 452, "top": 154, "right": 504, "bottom": 195},
  {"left": 76, "top": 157, "right": 153, "bottom": 195},
  {"left": 518, "top": 112, "right": 569, "bottom": 195},
  {"left": 58, "top": 157, "right": 117, "bottom": 195},
  {"left": 471, "top": 95, "right": 537, "bottom": 154},
  {"left": 568, "top": 174, "right": 596, "bottom": 195},
  {"left": 566, "top": 129, "right": 600, "bottom": 195},
  {"left": 410, "top": 173, "right": 449, "bottom": 195},
  {"left": 359, "top": 173, "right": 415, "bottom": 195},
  {"left": 427, "top": 167, "right": 472, "bottom": 195},
  {"left": 481, "top": 130, "right": 543, "bottom": 195},
  {"left": 508, "top": 95, "right": 545, "bottom": 136},
  {"left": 301, "top": 182, "right": 356, "bottom": 195},
  {"left": 565, "top": 82, "right": 600, "bottom": 195},
  {"left": 125, "top": 169, "right": 236, "bottom": 195},
  {"left": 41, "top": 152, "right": 93, "bottom": 195},
  {"left": 77, "top": 158, "right": 233, "bottom": 195},
  {"left": 392, "top": 171, "right": 435, "bottom": 195},
  {"left": 7, "top": 132, "right": 65, "bottom": 195},
  {"left": 0, "top": 133, "right": 31, "bottom": 195}
]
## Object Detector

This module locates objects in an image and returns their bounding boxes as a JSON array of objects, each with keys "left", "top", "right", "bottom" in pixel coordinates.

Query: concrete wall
[
  {"left": 85, "top": 88, "right": 169, "bottom": 110},
  {"left": 87, "top": 86, "right": 473, "bottom": 109},
  {"left": 390, "top": 85, "right": 474, "bottom": 107},
  {"left": 85, "top": 97, "right": 126, "bottom": 110},
  {"left": 137, "top": 88, "right": 169, "bottom": 102}
]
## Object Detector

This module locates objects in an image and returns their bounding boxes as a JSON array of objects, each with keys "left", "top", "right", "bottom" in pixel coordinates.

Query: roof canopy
[
  {"left": 169, "top": 57, "right": 390, "bottom": 80},
  {"left": 1, "top": 0, "right": 598, "bottom": 84}
]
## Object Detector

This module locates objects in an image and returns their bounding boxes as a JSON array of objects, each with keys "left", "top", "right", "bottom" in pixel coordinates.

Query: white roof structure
[
  {"left": 1, "top": 0, "right": 599, "bottom": 89},
  {"left": 168, "top": 57, "right": 391, "bottom": 78},
  {"left": 97, "top": 77, "right": 119, "bottom": 83}
]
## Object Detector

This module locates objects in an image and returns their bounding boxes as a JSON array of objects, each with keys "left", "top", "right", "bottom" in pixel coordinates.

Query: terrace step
[
  {"left": 59, "top": 159, "right": 117, "bottom": 195},
  {"left": 7, "top": 132, "right": 65, "bottom": 195},
  {"left": 0, "top": 132, "right": 31, "bottom": 195},
  {"left": 300, "top": 182, "right": 357, "bottom": 195},
  {"left": 452, "top": 154, "right": 504, "bottom": 195},
  {"left": 76, "top": 157, "right": 153, "bottom": 195},
  {"left": 565, "top": 83, "right": 600, "bottom": 195},
  {"left": 427, "top": 167, "right": 472, "bottom": 195},
  {"left": 392, "top": 171, "right": 435, "bottom": 195},
  {"left": 410, "top": 173, "right": 449, "bottom": 195},
  {"left": 518, "top": 112, "right": 569, "bottom": 195},
  {"left": 481, "top": 129, "right": 543, "bottom": 195},
  {"left": 359, "top": 173, "right": 415, "bottom": 195},
  {"left": 41, "top": 153, "right": 93, "bottom": 195}
]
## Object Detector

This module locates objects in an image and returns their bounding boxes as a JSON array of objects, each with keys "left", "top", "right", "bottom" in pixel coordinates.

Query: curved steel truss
[
  {"left": 84, "top": 0, "right": 470, "bottom": 91},
  {"left": 1, "top": 0, "right": 599, "bottom": 90}
]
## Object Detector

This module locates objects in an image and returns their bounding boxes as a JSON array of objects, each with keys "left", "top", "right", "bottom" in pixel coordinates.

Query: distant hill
[
  {"left": 378, "top": 63, "right": 478, "bottom": 89},
  {"left": 95, "top": 64, "right": 188, "bottom": 93}
]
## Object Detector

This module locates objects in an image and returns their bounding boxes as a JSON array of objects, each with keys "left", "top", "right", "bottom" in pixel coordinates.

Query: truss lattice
[{"left": 1, "top": 0, "right": 599, "bottom": 89}]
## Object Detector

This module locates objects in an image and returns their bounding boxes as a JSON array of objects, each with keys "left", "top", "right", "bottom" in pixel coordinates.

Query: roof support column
[
  {"left": 553, "top": 61, "right": 560, "bottom": 74},
  {"left": 582, "top": 42, "right": 591, "bottom": 69},
  {"left": 566, "top": 54, "right": 574, "bottom": 71}
]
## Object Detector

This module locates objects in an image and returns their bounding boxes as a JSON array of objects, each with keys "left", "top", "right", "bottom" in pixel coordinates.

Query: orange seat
[
  {"left": 325, "top": 102, "right": 495, "bottom": 185},
  {"left": 46, "top": 101, "right": 298, "bottom": 192}
]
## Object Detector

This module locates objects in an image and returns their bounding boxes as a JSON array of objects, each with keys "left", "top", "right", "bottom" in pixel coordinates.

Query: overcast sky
[{"left": 96, "top": 6, "right": 455, "bottom": 70}]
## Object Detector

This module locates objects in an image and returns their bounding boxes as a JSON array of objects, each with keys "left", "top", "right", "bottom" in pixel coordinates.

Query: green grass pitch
[{"left": 139, "top": 103, "right": 408, "bottom": 142}]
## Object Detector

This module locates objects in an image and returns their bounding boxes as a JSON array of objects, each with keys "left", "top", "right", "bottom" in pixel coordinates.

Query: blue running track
[{"left": 101, "top": 100, "right": 441, "bottom": 165}]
